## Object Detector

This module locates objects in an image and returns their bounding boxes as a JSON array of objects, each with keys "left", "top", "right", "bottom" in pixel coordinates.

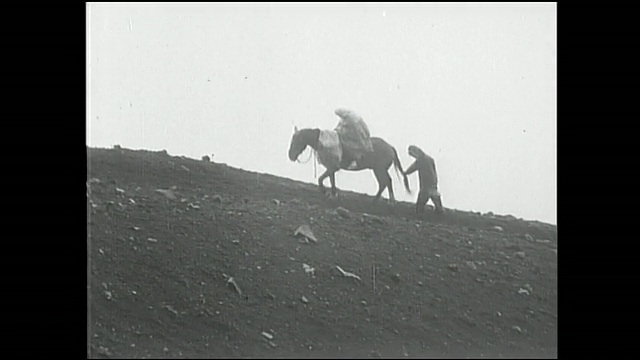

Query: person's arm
[{"left": 404, "top": 160, "right": 419, "bottom": 175}]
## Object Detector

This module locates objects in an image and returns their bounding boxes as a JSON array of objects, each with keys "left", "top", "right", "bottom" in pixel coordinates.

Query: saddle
[
  {"left": 340, "top": 146, "right": 364, "bottom": 170},
  {"left": 317, "top": 129, "right": 370, "bottom": 170}
]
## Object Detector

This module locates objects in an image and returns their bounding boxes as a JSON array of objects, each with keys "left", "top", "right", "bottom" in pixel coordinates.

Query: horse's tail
[{"left": 392, "top": 146, "right": 411, "bottom": 194}]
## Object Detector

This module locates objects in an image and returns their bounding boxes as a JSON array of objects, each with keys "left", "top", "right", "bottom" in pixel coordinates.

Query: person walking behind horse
[
  {"left": 334, "top": 108, "right": 374, "bottom": 169},
  {"left": 404, "top": 145, "right": 444, "bottom": 215}
]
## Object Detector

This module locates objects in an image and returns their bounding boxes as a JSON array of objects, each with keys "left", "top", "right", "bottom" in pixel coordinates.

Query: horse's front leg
[
  {"left": 318, "top": 169, "right": 331, "bottom": 195},
  {"left": 329, "top": 172, "right": 338, "bottom": 197}
]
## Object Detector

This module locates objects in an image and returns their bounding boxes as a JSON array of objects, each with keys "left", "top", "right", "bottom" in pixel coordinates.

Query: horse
[{"left": 288, "top": 127, "right": 411, "bottom": 202}]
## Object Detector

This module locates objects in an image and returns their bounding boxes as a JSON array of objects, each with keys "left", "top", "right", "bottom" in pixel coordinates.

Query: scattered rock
[
  {"left": 492, "top": 226, "right": 504, "bottom": 232},
  {"left": 362, "top": 213, "right": 384, "bottom": 224},
  {"left": 417, "top": 281, "right": 424, "bottom": 286},
  {"left": 212, "top": 195, "right": 223, "bottom": 203},
  {"left": 225, "top": 275, "right": 242, "bottom": 296},
  {"left": 302, "top": 263, "right": 315, "bottom": 276},
  {"left": 496, "top": 311, "right": 502, "bottom": 317},
  {"left": 294, "top": 225, "right": 318, "bottom": 243},
  {"left": 163, "top": 305, "right": 179, "bottom": 316},
  {"left": 188, "top": 203, "right": 200, "bottom": 210},
  {"left": 268, "top": 341, "right": 277, "bottom": 348},
  {"left": 128, "top": 198, "right": 136, "bottom": 204},
  {"left": 180, "top": 165, "right": 190, "bottom": 172},
  {"left": 104, "top": 290, "right": 112, "bottom": 300},
  {"left": 116, "top": 187, "right": 125, "bottom": 194},
  {"left": 288, "top": 198, "right": 303, "bottom": 205},
  {"left": 97, "top": 346, "right": 112, "bottom": 356},
  {"left": 202, "top": 155, "right": 210, "bottom": 162},
  {"left": 147, "top": 238, "right": 158, "bottom": 243},
  {"left": 232, "top": 239, "right": 240, "bottom": 244},
  {"left": 512, "top": 325, "right": 523, "bottom": 334},
  {"left": 155, "top": 188, "right": 177, "bottom": 200},
  {"left": 301, "top": 295, "right": 309, "bottom": 304},
  {"left": 525, "top": 234, "right": 534, "bottom": 242},
  {"left": 536, "top": 239, "right": 551, "bottom": 244},
  {"left": 272, "top": 199, "right": 281, "bottom": 206},
  {"left": 447, "top": 264, "right": 459, "bottom": 272},
  {"left": 515, "top": 251, "right": 526, "bottom": 259},
  {"left": 336, "top": 207, "right": 351, "bottom": 219},
  {"left": 465, "top": 261, "right": 477, "bottom": 270},
  {"left": 261, "top": 331, "right": 274, "bottom": 340},
  {"left": 392, "top": 273, "right": 401, "bottom": 283},
  {"left": 361, "top": 300, "right": 368, "bottom": 306},
  {"left": 335, "top": 265, "right": 361, "bottom": 281},
  {"left": 517, "top": 288, "right": 530, "bottom": 295}
]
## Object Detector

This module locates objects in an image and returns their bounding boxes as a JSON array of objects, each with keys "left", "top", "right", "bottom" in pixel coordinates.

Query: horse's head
[{"left": 288, "top": 126, "right": 306, "bottom": 161}]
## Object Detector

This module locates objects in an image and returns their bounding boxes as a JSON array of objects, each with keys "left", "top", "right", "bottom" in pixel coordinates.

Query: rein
[
  {"left": 296, "top": 147, "right": 313, "bottom": 164},
  {"left": 296, "top": 147, "right": 318, "bottom": 178},
  {"left": 293, "top": 129, "right": 319, "bottom": 178}
]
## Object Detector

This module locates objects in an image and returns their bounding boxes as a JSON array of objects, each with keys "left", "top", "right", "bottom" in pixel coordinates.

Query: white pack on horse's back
[
  {"left": 333, "top": 108, "right": 374, "bottom": 169},
  {"left": 316, "top": 129, "right": 343, "bottom": 171}
]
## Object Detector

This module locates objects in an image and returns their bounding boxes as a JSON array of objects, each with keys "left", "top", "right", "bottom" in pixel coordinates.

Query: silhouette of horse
[{"left": 288, "top": 127, "right": 411, "bottom": 202}]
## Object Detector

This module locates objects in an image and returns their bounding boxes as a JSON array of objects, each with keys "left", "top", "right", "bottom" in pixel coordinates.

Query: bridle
[{"left": 292, "top": 127, "right": 318, "bottom": 178}]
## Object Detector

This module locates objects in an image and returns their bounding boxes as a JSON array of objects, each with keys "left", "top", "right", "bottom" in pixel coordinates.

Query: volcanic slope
[{"left": 87, "top": 147, "right": 557, "bottom": 358}]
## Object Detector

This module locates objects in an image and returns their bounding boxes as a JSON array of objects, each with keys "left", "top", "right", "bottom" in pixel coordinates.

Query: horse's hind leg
[
  {"left": 372, "top": 169, "right": 388, "bottom": 203},
  {"left": 386, "top": 171, "right": 396, "bottom": 203}
]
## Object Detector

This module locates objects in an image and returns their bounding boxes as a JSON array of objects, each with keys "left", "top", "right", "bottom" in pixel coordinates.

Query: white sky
[{"left": 87, "top": 2, "right": 557, "bottom": 225}]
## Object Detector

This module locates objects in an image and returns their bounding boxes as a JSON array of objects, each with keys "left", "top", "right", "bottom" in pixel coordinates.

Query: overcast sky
[{"left": 87, "top": 2, "right": 556, "bottom": 225}]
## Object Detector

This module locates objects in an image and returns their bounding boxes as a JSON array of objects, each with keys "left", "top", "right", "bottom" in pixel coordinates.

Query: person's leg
[
  {"left": 432, "top": 189, "right": 444, "bottom": 214},
  {"left": 416, "top": 188, "right": 428, "bottom": 215}
]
